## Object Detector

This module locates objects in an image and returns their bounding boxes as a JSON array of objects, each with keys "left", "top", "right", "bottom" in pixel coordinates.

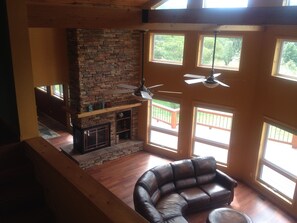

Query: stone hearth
[{"left": 61, "top": 140, "right": 143, "bottom": 169}]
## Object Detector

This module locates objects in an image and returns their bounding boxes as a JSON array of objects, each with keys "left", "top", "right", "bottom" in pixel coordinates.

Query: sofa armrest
[{"left": 215, "top": 169, "right": 238, "bottom": 190}]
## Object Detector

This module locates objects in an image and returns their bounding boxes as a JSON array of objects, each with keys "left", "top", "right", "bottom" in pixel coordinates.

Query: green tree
[{"left": 153, "top": 35, "right": 184, "bottom": 62}]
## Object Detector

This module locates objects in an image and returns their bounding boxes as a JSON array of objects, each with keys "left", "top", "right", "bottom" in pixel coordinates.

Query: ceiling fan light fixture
[{"left": 203, "top": 81, "right": 219, "bottom": 88}]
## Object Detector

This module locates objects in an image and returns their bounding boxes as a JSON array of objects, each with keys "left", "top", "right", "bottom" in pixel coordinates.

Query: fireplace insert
[{"left": 73, "top": 123, "right": 111, "bottom": 154}]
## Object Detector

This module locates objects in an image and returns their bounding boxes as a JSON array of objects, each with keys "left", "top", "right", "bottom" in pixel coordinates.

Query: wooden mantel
[{"left": 76, "top": 103, "right": 142, "bottom": 119}]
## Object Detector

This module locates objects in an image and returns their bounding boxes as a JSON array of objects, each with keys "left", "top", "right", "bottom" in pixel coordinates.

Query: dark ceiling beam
[
  {"left": 143, "top": 6, "right": 297, "bottom": 26},
  {"left": 27, "top": 3, "right": 142, "bottom": 29}
]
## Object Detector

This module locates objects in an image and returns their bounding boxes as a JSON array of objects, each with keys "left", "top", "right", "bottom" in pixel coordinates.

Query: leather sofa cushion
[
  {"left": 152, "top": 164, "right": 176, "bottom": 195},
  {"left": 199, "top": 183, "right": 231, "bottom": 202},
  {"left": 156, "top": 193, "right": 188, "bottom": 220},
  {"left": 179, "top": 187, "right": 210, "bottom": 209},
  {"left": 137, "top": 171, "right": 160, "bottom": 205},
  {"left": 192, "top": 156, "right": 216, "bottom": 175},
  {"left": 171, "top": 159, "right": 196, "bottom": 190}
]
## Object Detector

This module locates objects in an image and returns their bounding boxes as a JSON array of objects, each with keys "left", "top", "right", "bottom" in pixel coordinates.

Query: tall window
[
  {"left": 203, "top": 0, "right": 248, "bottom": 8},
  {"left": 193, "top": 107, "right": 233, "bottom": 165},
  {"left": 199, "top": 35, "right": 243, "bottom": 70},
  {"left": 283, "top": 0, "right": 297, "bottom": 6},
  {"left": 257, "top": 123, "right": 297, "bottom": 202},
  {"left": 273, "top": 39, "right": 297, "bottom": 81},
  {"left": 149, "top": 99, "right": 180, "bottom": 151},
  {"left": 150, "top": 33, "right": 185, "bottom": 65},
  {"left": 51, "top": 84, "right": 64, "bottom": 100},
  {"left": 155, "top": 0, "right": 188, "bottom": 9}
]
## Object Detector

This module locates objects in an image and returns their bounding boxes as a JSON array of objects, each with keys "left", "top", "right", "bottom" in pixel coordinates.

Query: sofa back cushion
[
  {"left": 152, "top": 164, "right": 176, "bottom": 196},
  {"left": 171, "top": 159, "right": 197, "bottom": 190},
  {"left": 137, "top": 170, "right": 161, "bottom": 205},
  {"left": 192, "top": 156, "right": 217, "bottom": 184}
]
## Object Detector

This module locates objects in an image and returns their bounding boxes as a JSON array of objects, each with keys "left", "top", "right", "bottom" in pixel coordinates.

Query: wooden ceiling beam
[
  {"left": 143, "top": 6, "right": 297, "bottom": 26},
  {"left": 27, "top": 3, "right": 142, "bottom": 29}
]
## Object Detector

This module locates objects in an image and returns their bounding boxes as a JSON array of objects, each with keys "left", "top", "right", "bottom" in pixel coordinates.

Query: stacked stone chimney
[{"left": 67, "top": 29, "right": 141, "bottom": 146}]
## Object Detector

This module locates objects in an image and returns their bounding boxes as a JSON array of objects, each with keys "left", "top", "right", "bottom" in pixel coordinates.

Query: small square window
[
  {"left": 283, "top": 0, "right": 297, "bottom": 6},
  {"left": 199, "top": 35, "right": 242, "bottom": 71},
  {"left": 273, "top": 39, "right": 297, "bottom": 81},
  {"left": 150, "top": 33, "right": 185, "bottom": 65},
  {"left": 203, "top": 0, "right": 248, "bottom": 8},
  {"left": 51, "top": 84, "right": 64, "bottom": 100},
  {"left": 37, "top": 86, "right": 47, "bottom": 92},
  {"left": 154, "top": 0, "right": 188, "bottom": 9}
]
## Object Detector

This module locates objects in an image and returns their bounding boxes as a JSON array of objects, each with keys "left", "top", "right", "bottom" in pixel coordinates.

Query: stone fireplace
[{"left": 67, "top": 29, "right": 142, "bottom": 153}]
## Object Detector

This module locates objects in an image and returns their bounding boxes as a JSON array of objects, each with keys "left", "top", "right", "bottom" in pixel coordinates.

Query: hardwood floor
[
  {"left": 38, "top": 116, "right": 297, "bottom": 223},
  {"left": 86, "top": 151, "right": 297, "bottom": 223}
]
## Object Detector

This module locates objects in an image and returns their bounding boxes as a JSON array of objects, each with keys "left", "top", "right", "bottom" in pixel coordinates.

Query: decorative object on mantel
[
  {"left": 184, "top": 31, "right": 230, "bottom": 88},
  {"left": 110, "top": 30, "right": 182, "bottom": 101}
]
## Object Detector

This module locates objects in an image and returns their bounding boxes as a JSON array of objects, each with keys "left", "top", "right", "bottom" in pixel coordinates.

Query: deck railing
[{"left": 152, "top": 103, "right": 296, "bottom": 148}]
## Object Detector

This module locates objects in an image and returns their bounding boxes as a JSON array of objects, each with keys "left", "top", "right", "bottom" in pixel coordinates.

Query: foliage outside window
[
  {"left": 273, "top": 39, "right": 297, "bottom": 81},
  {"left": 151, "top": 34, "right": 185, "bottom": 65},
  {"left": 149, "top": 99, "right": 180, "bottom": 151},
  {"left": 193, "top": 107, "right": 233, "bottom": 165},
  {"left": 155, "top": 0, "right": 188, "bottom": 9},
  {"left": 257, "top": 122, "right": 297, "bottom": 202},
  {"left": 37, "top": 86, "right": 47, "bottom": 92},
  {"left": 283, "top": 0, "right": 297, "bottom": 6},
  {"left": 203, "top": 0, "right": 248, "bottom": 8},
  {"left": 51, "top": 84, "right": 64, "bottom": 100},
  {"left": 199, "top": 35, "right": 242, "bottom": 70}
]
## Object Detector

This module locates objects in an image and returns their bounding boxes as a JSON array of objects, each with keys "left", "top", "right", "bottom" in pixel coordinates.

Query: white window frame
[
  {"left": 150, "top": 33, "right": 185, "bottom": 65},
  {"left": 198, "top": 35, "right": 243, "bottom": 71},
  {"left": 272, "top": 39, "right": 297, "bottom": 82},
  {"left": 257, "top": 121, "right": 297, "bottom": 203},
  {"left": 192, "top": 105, "right": 234, "bottom": 166},
  {"left": 148, "top": 98, "right": 180, "bottom": 151}
]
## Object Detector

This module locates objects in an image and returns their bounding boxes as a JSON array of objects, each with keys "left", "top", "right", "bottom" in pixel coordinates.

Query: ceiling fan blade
[
  {"left": 184, "top": 74, "right": 205, "bottom": 79},
  {"left": 158, "top": 90, "right": 182, "bottom": 94},
  {"left": 148, "top": 84, "right": 164, "bottom": 89},
  {"left": 216, "top": 80, "right": 230, "bottom": 87},
  {"left": 118, "top": 84, "right": 137, "bottom": 90},
  {"left": 185, "top": 78, "right": 206, "bottom": 84},
  {"left": 213, "top": 73, "right": 221, "bottom": 78},
  {"left": 140, "top": 91, "right": 152, "bottom": 100}
]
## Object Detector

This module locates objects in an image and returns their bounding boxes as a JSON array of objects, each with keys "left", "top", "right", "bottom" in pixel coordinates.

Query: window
[
  {"left": 203, "top": 0, "right": 248, "bottom": 8},
  {"left": 283, "top": 0, "right": 297, "bottom": 6},
  {"left": 37, "top": 86, "right": 47, "bottom": 92},
  {"left": 155, "top": 0, "right": 188, "bottom": 9},
  {"left": 192, "top": 107, "right": 233, "bottom": 165},
  {"left": 149, "top": 99, "right": 180, "bottom": 151},
  {"left": 151, "top": 33, "right": 185, "bottom": 65},
  {"left": 257, "top": 122, "right": 297, "bottom": 202},
  {"left": 273, "top": 39, "right": 297, "bottom": 81},
  {"left": 199, "top": 35, "right": 242, "bottom": 70},
  {"left": 51, "top": 84, "right": 64, "bottom": 100}
]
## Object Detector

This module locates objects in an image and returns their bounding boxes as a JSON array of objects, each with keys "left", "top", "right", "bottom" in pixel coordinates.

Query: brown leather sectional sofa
[{"left": 133, "top": 156, "right": 237, "bottom": 223}]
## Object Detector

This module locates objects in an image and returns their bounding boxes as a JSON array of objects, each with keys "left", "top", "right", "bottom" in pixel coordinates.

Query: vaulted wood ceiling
[
  {"left": 26, "top": 0, "right": 297, "bottom": 31},
  {"left": 26, "top": 0, "right": 160, "bottom": 9}
]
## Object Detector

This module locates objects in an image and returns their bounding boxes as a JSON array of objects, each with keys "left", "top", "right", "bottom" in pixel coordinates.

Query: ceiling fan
[
  {"left": 184, "top": 31, "right": 229, "bottom": 88},
  {"left": 114, "top": 31, "right": 181, "bottom": 100}
]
